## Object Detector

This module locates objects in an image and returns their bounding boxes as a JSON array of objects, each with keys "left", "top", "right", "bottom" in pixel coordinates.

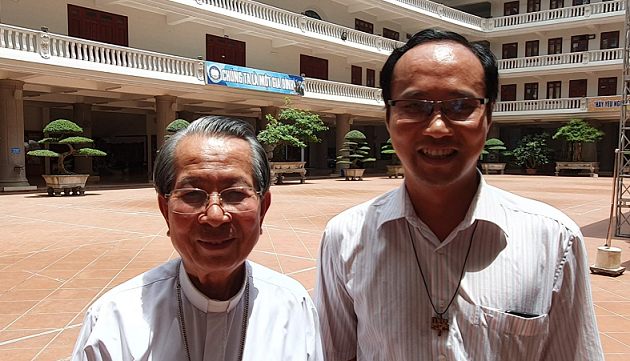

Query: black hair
[{"left": 380, "top": 29, "right": 498, "bottom": 114}]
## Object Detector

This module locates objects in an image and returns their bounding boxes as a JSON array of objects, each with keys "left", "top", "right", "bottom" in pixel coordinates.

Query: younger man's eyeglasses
[{"left": 387, "top": 97, "right": 489, "bottom": 122}]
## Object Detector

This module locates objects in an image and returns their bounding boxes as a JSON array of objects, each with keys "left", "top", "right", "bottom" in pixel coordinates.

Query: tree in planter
[
  {"left": 512, "top": 133, "right": 552, "bottom": 172},
  {"left": 165, "top": 118, "right": 190, "bottom": 139},
  {"left": 27, "top": 119, "right": 107, "bottom": 175},
  {"left": 480, "top": 138, "right": 512, "bottom": 162},
  {"left": 381, "top": 138, "right": 404, "bottom": 178},
  {"left": 257, "top": 98, "right": 328, "bottom": 160},
  {"left": 337, "top": 130, "right": 376, "bottom": 180},
  {"left": 552, "top": 119, "right": 604, "bottom": 162}
]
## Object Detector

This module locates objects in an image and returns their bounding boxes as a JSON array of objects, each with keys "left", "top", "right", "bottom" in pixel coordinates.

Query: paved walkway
[{"left": 0, "top": 174, "right": 628, "bottom": 360}]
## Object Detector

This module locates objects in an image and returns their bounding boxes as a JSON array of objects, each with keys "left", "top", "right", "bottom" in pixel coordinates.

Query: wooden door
[{"left": 300, "top": 55, "right": 328, "bottom": 80}]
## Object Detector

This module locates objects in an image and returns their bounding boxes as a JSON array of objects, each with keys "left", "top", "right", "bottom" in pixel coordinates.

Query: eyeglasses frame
[
  {"left": 386, "top": 97, "right": 490, "bottom": 121},
  {"left": 165, "top": 186, "right": 263, "bottom": 215}
]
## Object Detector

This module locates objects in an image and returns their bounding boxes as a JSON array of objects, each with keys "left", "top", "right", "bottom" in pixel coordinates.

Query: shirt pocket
[
  {"left": 454, "top": 303, "right": 549, "bottom": 361},
  {"left": 477, "top": 306, "right": 549, "bottom": 337}
]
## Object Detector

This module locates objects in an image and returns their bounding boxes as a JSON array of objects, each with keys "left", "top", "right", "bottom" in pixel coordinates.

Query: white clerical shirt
[
  {"left": 72, "top": 259, "right": 323, "bottom": 361},
  {"left": 314, "top": 176, "right": 604, "bottom": 361}
]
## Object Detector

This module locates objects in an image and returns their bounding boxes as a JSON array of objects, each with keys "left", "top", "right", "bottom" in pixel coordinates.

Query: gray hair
[{"left": 153, "top": 115, "right": 271, "bottom": 195}]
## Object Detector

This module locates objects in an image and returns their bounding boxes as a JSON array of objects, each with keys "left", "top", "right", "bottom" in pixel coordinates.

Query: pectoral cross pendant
[{"left": 431, "top": 315, "right": 449, "bottom": 336}]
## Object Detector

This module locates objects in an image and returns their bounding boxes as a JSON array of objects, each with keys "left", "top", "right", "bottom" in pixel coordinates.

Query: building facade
[{"left": 0, "top": 0, "right": 623, "bottom": 188}]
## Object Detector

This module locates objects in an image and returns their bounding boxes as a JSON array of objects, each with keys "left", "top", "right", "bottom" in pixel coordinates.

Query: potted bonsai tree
[
  {"left": 257, "top": 98, "right": 328, "bottom": 184},
  {"left": 165, "top": 118, "right": 190, "bottom": 139},
  {"left": 480, "top": 138, "right": 511, "bottom": 174},
  {"left": 336, "top": 130, "right": 376, "bottom": 180},
  {"left": 512, "top": 133, "right": 552, "bottom": 174},
  {"left": 257, "top": 98, "right": 328, "bottom": 159},
  {"left": 27, "top": 119, "right": 107, "bottom": 196},
  {"left": 381, "top": 138, "right": 403, "bottom": 178},
  {"left": 552, "top": 118, "right": 604, "bottom": 162}
]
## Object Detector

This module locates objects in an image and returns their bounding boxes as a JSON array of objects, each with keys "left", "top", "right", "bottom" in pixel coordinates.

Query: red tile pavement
[{"left": 0, "top": 174, "right": 629, "bottom": 360}]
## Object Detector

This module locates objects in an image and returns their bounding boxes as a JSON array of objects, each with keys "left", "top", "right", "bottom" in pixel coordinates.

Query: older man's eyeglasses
[
  {"left": 166, "top": 187, "right": 262, "bottom": 215},
  {"left": 387, "top": 97, "right": 489, "bottom": 122}
]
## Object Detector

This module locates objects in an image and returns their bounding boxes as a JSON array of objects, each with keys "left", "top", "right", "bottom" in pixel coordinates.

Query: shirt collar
[
  {"left": 376, "top": 171, "right": 509, "bottom": 237},
  {"left": 179, "top": 261, "right": 248, "bottom": 313}
]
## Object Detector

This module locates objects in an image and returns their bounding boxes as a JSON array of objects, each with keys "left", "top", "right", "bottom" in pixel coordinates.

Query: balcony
[
  {"left": 498, "top": 48, "right": 623, "bottom": 77},
  {"left": 0, "top": 24, "right": 621, "bottom": 122},
  {"left": 124, "top": 0, "right": 624, "bottom": 62},
  {"left": 492, "top": 96, "right": 622, "bottom": 121}
]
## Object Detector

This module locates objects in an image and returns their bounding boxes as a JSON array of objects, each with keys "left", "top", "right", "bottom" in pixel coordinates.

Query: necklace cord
[{"left": 407, "top": 221, "right": 478, "bottom": 316}]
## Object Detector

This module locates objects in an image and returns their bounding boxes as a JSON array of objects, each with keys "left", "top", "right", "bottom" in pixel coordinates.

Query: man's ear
[
  {"left": 157, "top": 194, "right": 171, "bottom": 234},
  {"left": 259, "top": 191, "right": 272, "bottom": 235}
]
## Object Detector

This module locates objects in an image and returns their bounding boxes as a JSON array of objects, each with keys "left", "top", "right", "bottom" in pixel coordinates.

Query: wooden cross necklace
[{"left": 407, "top": 221, "right": 477, "bottom": 336}]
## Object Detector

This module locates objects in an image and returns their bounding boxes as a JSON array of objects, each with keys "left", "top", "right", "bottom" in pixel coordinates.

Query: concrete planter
[
  {"left": 386, "top": 165, "right": 404, "bottom": 178},
  {"left": 42, "top": 174, "right": 90, "bottom": 196},
  {"left": 344, "top": 168, "right": 365, "bottom": 181},
  {"left": 481, "top": 163, "right": 506, "bottom": 174}
]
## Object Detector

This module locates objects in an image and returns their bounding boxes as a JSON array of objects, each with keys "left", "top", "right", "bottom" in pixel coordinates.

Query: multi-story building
[{"left": 0, "top": 0, "right": 624, "bottom": 189}]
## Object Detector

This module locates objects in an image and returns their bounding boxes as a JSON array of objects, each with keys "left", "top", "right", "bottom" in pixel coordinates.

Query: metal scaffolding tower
[{"left": 615, "top": 0, "right": 630, "bottom": 237}]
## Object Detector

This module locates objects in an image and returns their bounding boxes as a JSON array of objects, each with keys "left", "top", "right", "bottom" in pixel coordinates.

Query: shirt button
[
  {"left": 438, "top": 300, "right": 446, "bottom": 308},
  {"left": 438, "top": 355, "right": 447, "bottom": 361}
]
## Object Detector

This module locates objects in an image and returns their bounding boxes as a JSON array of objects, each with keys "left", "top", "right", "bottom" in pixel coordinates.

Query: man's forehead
[{"left": 402, "top": 41, "right": 477, "bottom": 65}]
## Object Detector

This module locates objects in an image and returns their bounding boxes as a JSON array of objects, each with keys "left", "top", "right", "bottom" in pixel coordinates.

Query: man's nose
[
  {"left": 422, "top": 106, "right": 453, "bottom": 138},
  {"left": 199, "top": 194, "right": 231, "bottom": 226}
]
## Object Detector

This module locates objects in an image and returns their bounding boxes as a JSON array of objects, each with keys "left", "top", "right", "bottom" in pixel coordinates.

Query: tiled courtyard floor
[{"left": 0, "top": 174, "right": 629, "bottom": 360}]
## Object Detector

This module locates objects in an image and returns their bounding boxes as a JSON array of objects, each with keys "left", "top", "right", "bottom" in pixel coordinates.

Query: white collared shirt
[
  {"left": 72, "top": 259, "right": 323, "bottom": 361},
  {"left": 314, "top": 176, "right": 604, "bottom": 361}
]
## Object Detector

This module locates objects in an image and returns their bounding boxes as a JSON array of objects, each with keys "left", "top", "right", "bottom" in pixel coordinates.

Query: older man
[
  {"left": 72, "top": 116, "right": 323, "bottom": 361},
  {"left": 315, "top": 29, "right": 603, "bottom": 361}
]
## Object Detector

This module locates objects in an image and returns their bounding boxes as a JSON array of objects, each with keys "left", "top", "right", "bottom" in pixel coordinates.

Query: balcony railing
[
  {"left": 195, "top": 0, "right": 403, "bottom": 52},
  {"left": 181, "top": 0, "right": 624, "bottom": 53},
  {"left": 303, "top": 78, "right": 383, "bottom": 103},
  {"left": 493, "top": 98, "right": 584, "bottom": 112},
  {"left": 489, "top": 0, "right": 624, "bottom": 29},
  {"left": 498, "top": 48, "right": 623, "bottom": 70},
  {"left": 0, "top": 25, "right": 201, "bottom": 79}
]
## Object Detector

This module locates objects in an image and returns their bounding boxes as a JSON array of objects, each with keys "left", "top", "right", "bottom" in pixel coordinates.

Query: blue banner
[{"left": 205, "top": 62, "right": 304, "bottom": 96}]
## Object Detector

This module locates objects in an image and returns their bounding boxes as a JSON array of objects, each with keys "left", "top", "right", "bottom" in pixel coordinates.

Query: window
[
  {"left": 526, "top": 40, "right": 539, "bottom": 57},
  {"left": 569, "top": 79, "right": 587, "bottom": 98},
  {"left": 601, "top": 31, "right": 620, "bottom": 49},
  {"left": 550, "top": 0, "right": 564, "bottom": 9},
  {"left": 598, "top": 77, "right": 617, "bottom": 96},
  {"left": 502, "top": 43, "right": 518, "bottom": 59},
  {"left": 547, "top": 81, "right": 562, "bottom": 99},
  {"left": 548, "top": 38, "right": 562, "bottom": 54},
  {"left": 67, "top": 4, "right": 128, "bottom": 46},
  {"left": 572, "top": 0, "right": 589, "bottom": 5},
  {"left": 206, "top": 34, "right": 246, "bottom": 66},
  {"left": 527, "top": 0, "right": 541, "bottom": 12},
  {"left": 351, "top": 66, "right": 362, "bottom": 85},
  {"left": 383, "top": 28, "right": 400, "bottom": 41},
  {"left": 366, "top": 69, "right": 376, "bottom": 87},
  {"left": 501, "top": 84, "right": 517, "bottom": 101},
  {"left": 525, "top": 83, "right": 539, "bottom": 100},
  {"left": 304, "top": 10, "right": 322, "bottom": 20},
  {"left": 300, "top": 54, "right": 328, "bottom": 80},
  {"left": 355, "top": 19, "right": 374, "bottom": 34},
  {"left": 504, "top": 1, "right": 520, "bottom": 15},
  {"left": 571, "top": 35, "right": 589, "bottom": 52}
]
